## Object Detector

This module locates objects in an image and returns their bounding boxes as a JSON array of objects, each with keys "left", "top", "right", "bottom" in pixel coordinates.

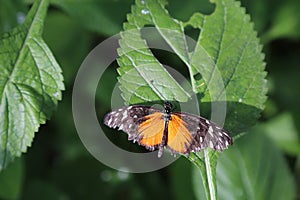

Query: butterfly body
[{"left": 104, "top": 102, "right": 232, "bottom": 157}]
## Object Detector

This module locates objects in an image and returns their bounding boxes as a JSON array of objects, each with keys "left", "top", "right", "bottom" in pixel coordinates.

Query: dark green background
[{"left": 0, "top": 0, "right": 300, "bottom": 199}]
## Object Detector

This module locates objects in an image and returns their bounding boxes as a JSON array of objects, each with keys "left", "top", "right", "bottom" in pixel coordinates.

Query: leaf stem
[
  {"left": 188, "top": 150, "right": 218, "bottom": 200},
  {"left": 204, "top": 149, "right": 216, "bottom": 200}
]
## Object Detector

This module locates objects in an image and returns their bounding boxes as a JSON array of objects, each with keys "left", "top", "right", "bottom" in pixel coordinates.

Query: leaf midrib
[
  {"left": 3, "top": 0, "right": 44, "bottom": 94},
  {"left": 202, "top": 2, "right": 227, "bottom": 97},
  {"left": 215, "top": 24, "right": 250, "bottom": 101},
  {"left": 123, "top": 52, "right": 167, "bottom": 100}
]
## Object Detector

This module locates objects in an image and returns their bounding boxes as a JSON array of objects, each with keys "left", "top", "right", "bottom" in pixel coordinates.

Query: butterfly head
[{"left": 163, "top": 101, "right": 173, "bottom": 114}]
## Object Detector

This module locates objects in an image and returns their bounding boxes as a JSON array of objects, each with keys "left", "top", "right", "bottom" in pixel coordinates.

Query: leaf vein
[{"left": 203, "top": 2, "right": 227, "bottom": 95}]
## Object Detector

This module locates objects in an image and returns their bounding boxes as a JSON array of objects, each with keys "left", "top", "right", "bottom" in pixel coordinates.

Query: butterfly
[{"left": 104, "top": 102, "right": 233, "bottom": 158}]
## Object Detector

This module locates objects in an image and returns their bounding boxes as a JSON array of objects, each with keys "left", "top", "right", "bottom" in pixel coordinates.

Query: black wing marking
[
  {"left": 104, "top": 105, "right": 160, "bottom": 142},
  {"left": 173, "top": 112, "right": 233, "bottom": 154}
]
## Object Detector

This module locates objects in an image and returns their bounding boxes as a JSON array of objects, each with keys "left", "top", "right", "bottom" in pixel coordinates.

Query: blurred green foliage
[{"left": 0, "top": 0, "right": 300, "bottom": 199}]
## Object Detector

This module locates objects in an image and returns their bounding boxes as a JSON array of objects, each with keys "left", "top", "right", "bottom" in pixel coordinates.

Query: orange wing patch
[
  {"left": 167, "top": 115, "right": 193, "bottom": 153},
  {"left": 139, "top": 113, "right": 164, "bottom": 147}
]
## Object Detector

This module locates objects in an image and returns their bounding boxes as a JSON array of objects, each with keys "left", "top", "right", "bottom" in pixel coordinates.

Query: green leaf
[
  {"left": 0, "top": 0, "right": 64, "bottom": 171},
  {"left": 118, "top": 0, "right": 266, "bottom": 131},
  {"left": 239, "top": 0, "right": 300, "bottom": 42},
  {"left": 118, "top": 0, "right": 267, "bottom": 199},
  {"left": 0, "top": 158, "right": 24, "bottom": 199},
  {"left": 239, "top": 0, "right": 280, "bottom": 37},
  {"left": 262, "top": 0, "right": 300, "bottom": 42},
  {"left": 262, "top": 112, "right": 300, "bottom": 155},
  {"left": 192, "top": 164, "right": 207, "bottom": 200},
  {"left": 117, "top": 0, "right": 191, "bottom": 104},
  {"left": 187, "top": 0, "right": 267, "bottom": 134},
  {"left": 189, "top": 150, "right": 219, "bottom": 200},
  {"left": 217, "top": 130, "right": 296, "bottom": 200}
]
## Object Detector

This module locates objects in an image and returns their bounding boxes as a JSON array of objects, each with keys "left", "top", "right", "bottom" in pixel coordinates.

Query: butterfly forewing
[
  {"left": 173, "top": 112, "right": 233, "bottom": 154},
  {"left": 138, "top": 112, "right": 165, "bottom": 148},
  {"left": 103, "top": 105, "right": 160, "bottom": 143}
]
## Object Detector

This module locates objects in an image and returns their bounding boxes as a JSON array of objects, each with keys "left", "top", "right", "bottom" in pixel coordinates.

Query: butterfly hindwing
[
  {"left": 166, "top": 114, "right": 193, "bottom": 154},
  {"left": 173, "top": 112, "right": 233, "bottom": 154}
]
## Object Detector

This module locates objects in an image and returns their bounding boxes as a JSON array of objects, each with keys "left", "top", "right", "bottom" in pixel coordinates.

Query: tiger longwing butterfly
[{"left": 104, "top": 102, "right": 233, "bottom": 157}]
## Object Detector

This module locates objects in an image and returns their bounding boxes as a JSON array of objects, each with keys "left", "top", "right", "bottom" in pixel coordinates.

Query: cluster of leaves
[
  {"left": 0, "top": 0, "right": 300, "bottom": 199},
  {"left": 117, "top": 0, "right": 267, "bottom": 199}
]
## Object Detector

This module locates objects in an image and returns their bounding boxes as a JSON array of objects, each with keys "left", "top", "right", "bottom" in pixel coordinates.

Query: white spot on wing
[
  {"left": 225, "top": 140, "right": 229, "bottom": 146},
  {"left": 208, "top": 126, "right": 214, "bottom": 137},
  {"left": 119, "top": 124, "right": 124, "bottom": 130},
  {"left": 107, "top": 118, "right": 113, "bottom": 126},
  {"left": 222, "top": 132, "right": 229, "bottom": 137},
  {"left": 122, "top": 110, "right": 128, "bottom": 121}
]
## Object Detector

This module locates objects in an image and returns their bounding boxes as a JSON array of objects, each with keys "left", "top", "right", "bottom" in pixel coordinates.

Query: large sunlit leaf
[
  {"left": 117, "top": 0, "right": 191, "bottom": 104},
  {"left": 0, "top": 0, "right": 64, "bottom": 171},
  {"left": 118, "top": 0, "right": 266, "bottom": 131},
  {"left": 187, "top": 0, "right": 267, "bottom": 134},
  {"left": 117, "top": 0, "right": 267, "bottom": 199}
]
